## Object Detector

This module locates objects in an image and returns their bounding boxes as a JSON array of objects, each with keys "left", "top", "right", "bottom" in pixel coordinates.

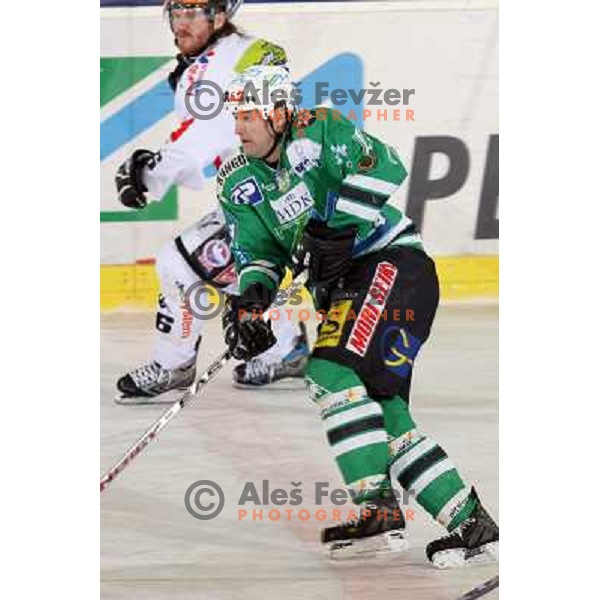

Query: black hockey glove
[
  {"left": 222, "top": 285, "right": 277, "bottom": 361},
  {"left": 115, "top": 149, "right": 156, "bottom": 209},
  {"left": 301, "top": 220, "right": 357, "bottom": 285},
  {"left": 297, "top": 220, "right": 357, "bottom": 309}
]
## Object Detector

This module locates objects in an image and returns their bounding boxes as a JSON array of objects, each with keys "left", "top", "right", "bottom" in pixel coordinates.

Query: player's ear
[
  {"left": 272, "top": 106, "right": 288, "bottom": 133},
  {"left": 214, "top": 12, "right": 227, "bottom": 31}
]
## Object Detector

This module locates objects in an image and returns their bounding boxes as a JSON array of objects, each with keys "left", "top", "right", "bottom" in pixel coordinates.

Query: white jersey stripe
[
  {"left": 389, "top": 233, "right": 422, "bottom": 247},
  {"left": 358, "top": 215, "right": 413, "bottom": 256},
  {"left": 409, "top": 458, "right": 456, "bottom": 497},
  {"left": 343, "top": 174, "right": 399, "bottom": 196},
  {"left": 324, "top": 402, "right": 383, "bottom": 431},
  {"left": 239, "top": 264, "right": 280, "bottom": 283},
  {"left": 253, "top": 259, "right": 279, "bottom": 269},
  {"left": 333, "top": 430, "right": 388, "bottom": 458},
  {"left": 389, "top": 437, "right": 437, "bottom": 480},
  {"left": 337, "top": 198, "right": 382, "bottom": 222}
]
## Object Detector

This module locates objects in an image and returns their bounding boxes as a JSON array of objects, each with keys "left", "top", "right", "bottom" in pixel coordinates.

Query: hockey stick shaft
[
  {"left": 456, "top": 575, "right": 499, "bottom": 600},
  {"left": 100, "top": 350, "right": 232, "bottom": 493},
  {"left": 100, "top": 266, "right": 308, "bottom": 493}
]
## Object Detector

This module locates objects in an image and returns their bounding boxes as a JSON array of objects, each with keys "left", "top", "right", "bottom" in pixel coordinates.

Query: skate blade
[
  {"left": 327, "top": 530, "right": 410, "bottom": 560},
  {"left": 431, "top": 541, "right": 499, "bottom": 569},
  {"left": 114, "top": 388, "right": 187, "bottom": 406}
]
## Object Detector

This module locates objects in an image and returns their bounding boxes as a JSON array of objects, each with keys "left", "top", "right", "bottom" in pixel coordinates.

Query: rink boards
[{"left": 100, "top": 0, "right": 499, "bottom": 307}]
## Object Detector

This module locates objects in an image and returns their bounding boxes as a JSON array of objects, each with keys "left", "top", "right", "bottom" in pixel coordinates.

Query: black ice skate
[
  {"left": 115, "top": 359, "right": 196, "bottom": 404},
  {"left": 322, "top": 491, "right": 409, "bottom": 559},
  {"left": 233, "top": 322, "right": 309, "bottom": 387},
  {"left": 426, "top": 488, "right": 499, "bottom": 569}
]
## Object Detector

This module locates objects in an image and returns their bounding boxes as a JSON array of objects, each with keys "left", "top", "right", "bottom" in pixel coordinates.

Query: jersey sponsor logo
[
  {"left": 315, "top": 300, "right": 353, "bottom": 349},
  {"left": 346, "top": 262, "right": 398, "bottom": 357},
  {"left": 216, "top": 154, "right": 248, "bottom": 188},
  {"left": 381, "top": 326, "right": 422, "bottom": 377},
  {"left": 317, "top": 387, "right": 366, "bottom": 419},
  {"left": 181, "top": 304, "right": 194, "bottom": 339},
  {"left": 291, "top": 157, "right": 314, "bottom": 177},
  {"left": 331, "top": 144, "right": 349, "bottom": 166},
  {"left": 230, "top": 177, "right": 264, "bottom": 206},
  {"left": 286, "top": 139, "right": 322, "bottom": 176},
  {"left": 200, "top": 239, "right": 232, "bottom": 269},
  {"left": 232, "top": 246, "right": 251, "bottom": 266},
  {"left": 271, "top": 182, "right": 314, "bottom": 225},
  {"left": 184, "top": 50, "right": 216, "bottom": 92}
]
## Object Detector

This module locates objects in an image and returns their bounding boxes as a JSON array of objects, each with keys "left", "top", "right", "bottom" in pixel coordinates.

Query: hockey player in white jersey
[{"left": 114, "top": 0, "right": 308, "bottom": 400}]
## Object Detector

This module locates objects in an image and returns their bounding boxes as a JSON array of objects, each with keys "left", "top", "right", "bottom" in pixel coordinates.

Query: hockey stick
[
  {"left": 456, "top": 575, "right": 499, "bottom": 600},
  {"left": 102, "top": 264, "right": 309, "bottom": 492},
  {"left": 100, "top": 349, "right": 232, "bottom": 493}
]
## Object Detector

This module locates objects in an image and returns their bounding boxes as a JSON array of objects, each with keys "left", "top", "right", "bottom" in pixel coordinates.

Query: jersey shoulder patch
[
  {"left": 234, "top": 38, "right": 288, "bottom": 73},
  {"left": 216, "top": 152, "right": 249, "bottom": 192},
  {"left": 216, "top": 153, "right": 264, "bottom": 209}
]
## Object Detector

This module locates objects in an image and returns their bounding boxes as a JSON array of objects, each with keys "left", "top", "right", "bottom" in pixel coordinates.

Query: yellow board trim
[{"left": 100, "top": 255, "right": 498, "bottom": 311}]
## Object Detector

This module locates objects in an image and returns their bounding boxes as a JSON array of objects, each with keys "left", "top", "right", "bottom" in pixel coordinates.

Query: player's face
[
  {"left": 169, "top": 2, "right": 225, "bottom": 55},
  {"left": 234, "top": 111, "right": 276, "bottom": 158}
]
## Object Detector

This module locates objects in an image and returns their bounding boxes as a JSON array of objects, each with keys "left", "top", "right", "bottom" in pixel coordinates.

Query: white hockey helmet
[{"left": 224, "top": 66, "right": 298, "bottom": 120}]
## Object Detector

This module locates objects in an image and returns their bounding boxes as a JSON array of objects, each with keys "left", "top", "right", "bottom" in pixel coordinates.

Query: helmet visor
[{"left": 167, "top": 2, "right": 212, "bottom": 28}]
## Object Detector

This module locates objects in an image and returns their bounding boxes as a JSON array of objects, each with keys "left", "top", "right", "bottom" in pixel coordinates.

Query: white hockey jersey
[{"left": 144, "top": 33, "right": 287, "bottom": 201}]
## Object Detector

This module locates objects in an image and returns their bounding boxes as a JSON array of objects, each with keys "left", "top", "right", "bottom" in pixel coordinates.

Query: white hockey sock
[{"left": 152, "top": 240, "right": 204, "bottom": 369}]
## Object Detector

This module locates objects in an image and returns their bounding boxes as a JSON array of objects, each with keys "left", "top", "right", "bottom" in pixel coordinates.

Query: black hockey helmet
[{"left": 165, "top": 0, "right": 243, "bottom": 25}]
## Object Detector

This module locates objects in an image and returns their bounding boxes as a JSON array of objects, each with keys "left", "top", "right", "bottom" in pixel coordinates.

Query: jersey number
[{"left": 156, "top": 313, "right": 175, "bottom": 334}]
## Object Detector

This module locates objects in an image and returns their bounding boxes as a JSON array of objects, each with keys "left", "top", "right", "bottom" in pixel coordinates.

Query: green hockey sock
[
  {"left": 306, "top": 357, "right": 390, "bottom": 503},
  {"left": 382, "top": 396, "right": 477, "bottom": 530}
]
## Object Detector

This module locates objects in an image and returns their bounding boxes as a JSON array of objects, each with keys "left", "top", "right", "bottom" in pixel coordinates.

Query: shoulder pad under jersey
[{"left": 234, "top": 38, "right": 288, "bottom": 73}]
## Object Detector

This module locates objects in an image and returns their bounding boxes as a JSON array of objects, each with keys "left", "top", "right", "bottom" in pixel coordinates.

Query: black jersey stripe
[
  {"left": 397, "top": 446, "right": 448, "bottom": 490},
  {"left": 338, "top": 184, "right": 388, "bottom": 208},
  {"left": 395, "top": 223, "right": 417, "bottom": 237},
  {"left": 327, "top": 415, "right": 385, "bottom": 446}
]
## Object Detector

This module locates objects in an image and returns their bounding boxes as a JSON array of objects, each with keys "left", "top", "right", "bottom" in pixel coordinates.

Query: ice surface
[{"left": 101, "top": 304, "right": 499, "bottom": 600}]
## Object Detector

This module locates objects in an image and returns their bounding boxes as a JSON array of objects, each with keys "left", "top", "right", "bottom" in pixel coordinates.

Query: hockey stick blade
[{"left": 100, "top": 350, "right": 232, "bottom": 493}]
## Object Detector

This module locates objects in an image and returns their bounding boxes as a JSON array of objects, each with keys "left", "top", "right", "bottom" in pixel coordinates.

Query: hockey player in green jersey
[{"left": 218, "top": 66, "right": 499, "bottom": 567}]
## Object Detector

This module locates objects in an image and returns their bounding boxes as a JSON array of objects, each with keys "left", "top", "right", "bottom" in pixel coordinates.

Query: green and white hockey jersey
[{"left": 217, "top": 107, "right": 423, "bottom": 297}]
